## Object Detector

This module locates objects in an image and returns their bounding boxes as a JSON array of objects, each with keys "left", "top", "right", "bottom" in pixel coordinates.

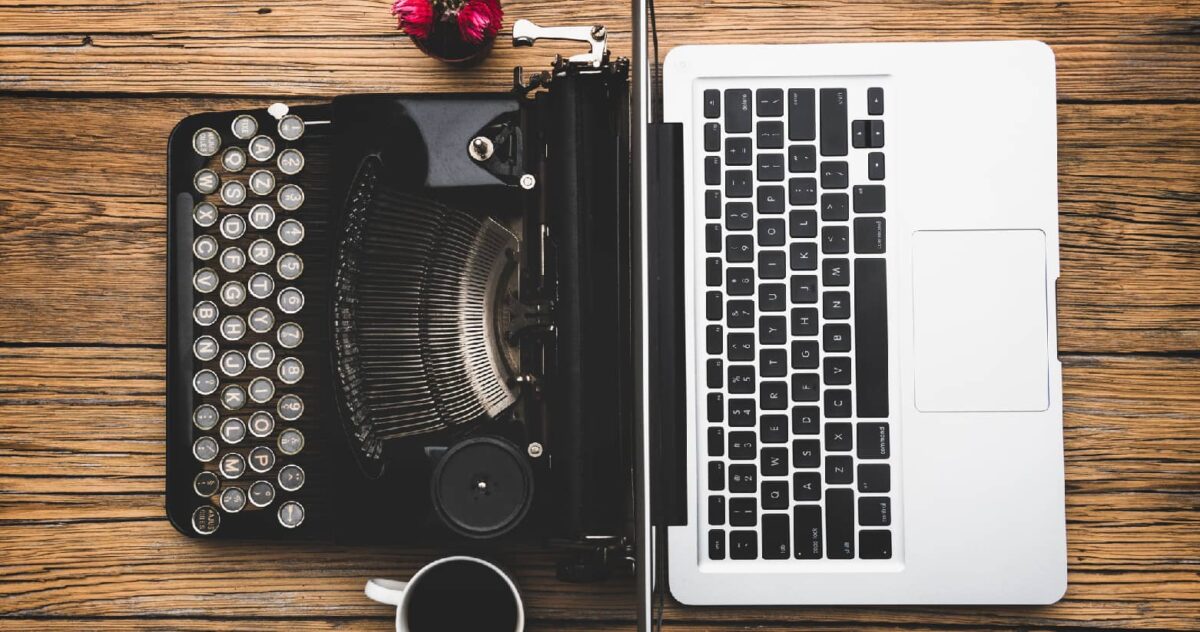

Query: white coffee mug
[{"left": 365, "top": 555, "right": 525, "bottom": 632}]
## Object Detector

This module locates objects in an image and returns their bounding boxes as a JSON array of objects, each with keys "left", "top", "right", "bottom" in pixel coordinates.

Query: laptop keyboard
[{"left": 700, "top": 85, "right": 893, "bottom": 562}]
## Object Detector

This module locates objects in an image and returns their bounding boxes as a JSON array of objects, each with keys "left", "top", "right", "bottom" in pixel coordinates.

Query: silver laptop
[{"left": 633, "top": 2, "right": 1066, "bottom": 618}]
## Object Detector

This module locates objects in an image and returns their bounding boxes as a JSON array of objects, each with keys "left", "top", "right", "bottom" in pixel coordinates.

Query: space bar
[{"left": 854, "top": 259, "right": 889, "bottom": 417}]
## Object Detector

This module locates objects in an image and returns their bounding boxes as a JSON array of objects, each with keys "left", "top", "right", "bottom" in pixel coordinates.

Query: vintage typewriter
[{"left": 166, "top": 21, "right": 635, "bottom": 578}]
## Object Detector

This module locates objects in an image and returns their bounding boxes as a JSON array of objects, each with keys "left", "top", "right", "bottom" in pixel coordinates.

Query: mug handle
[{"left": 364, "top": 578, "right": 408, "bottom": 607}]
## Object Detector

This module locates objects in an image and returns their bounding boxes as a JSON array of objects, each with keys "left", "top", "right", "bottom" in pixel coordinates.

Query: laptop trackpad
[{"left": 912, "top": 230, "right": 1050, "bottom": 412}]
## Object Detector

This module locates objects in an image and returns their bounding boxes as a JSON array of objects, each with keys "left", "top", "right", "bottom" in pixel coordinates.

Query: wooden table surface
[{"left": 1, "top": 0, "right": 1198, "bottom": 630}]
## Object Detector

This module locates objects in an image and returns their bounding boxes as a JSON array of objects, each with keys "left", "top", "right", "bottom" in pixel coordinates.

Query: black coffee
[{"left": 406, "top": 560, "right": 519, "bottom": 632}]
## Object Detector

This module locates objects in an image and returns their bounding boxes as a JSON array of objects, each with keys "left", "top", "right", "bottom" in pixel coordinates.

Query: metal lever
[{"left": 512, "top": 19, "right": 608, "bottom": 68}]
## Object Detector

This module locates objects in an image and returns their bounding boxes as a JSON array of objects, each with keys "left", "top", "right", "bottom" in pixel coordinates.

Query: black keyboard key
[
  {"left": 868, "top": 152, "right": 885, "bottom": 180},
  {"left": 728, "top": 332, "right": 754, "bottom": 361},
  {"left": 724, "top": 89, "right": 752, "bottom": 133},
  {"left": 761, "top": 414, "right": 788, "bottom": 443},
  {"left": 704, "top": 156, "right": 720, "bottom": 185},
  {"left": 757, "top": 120, "right": 784, "bottom": 148},
  {"left": 758, "top": 253, "right": 786, "bottom": 282},
  {"left": 822, "top": 226, "right": 849, "bottom": 254},
  {"left": 758, "top": 185, "right": 785, "bottom": 213},
  {"left": 824, "top": 323, "right": 851, "bottom": 352},
  {"left": 790, "top": 242, "right": 817, "bottom": 271},
  {"left": 709, "top": 529, "right": 726, "bottom": 559},
  {"left": 762, "top": 513, "right": 790, "bottom": 560},
  {"left": 759, "top": 282, "right": 786, "bottom": 311},
  {"left": 867, "top": 87, "right": 884, "bottom": 115},
  {"left": 854, "top": 217, "right": 886, "bottom": 254},
  {"left": 788, "top": 144, "right": 816, "bottom": 173},
  {"left": 757, "top": 154, "right": 785, "bottom": 182},
  {"left": 761, "top": 447, "right": 788, "bottom": 476},
  {"left": 788, "top": 88, "right": 816, "bottom": 141},
  {"left": 819, "top": 88, "right": 848, "bottom": 156},
  {"left": 706, "top": 324, "right": 723, "bottom": 355},
  {"left": 704, "top": 122, "right": 720, "bottom": 152},
  {"left": 760, "top": 349, "right": 787, "bottom": 377},
  {"left": 825, "top": 422, "right": 852, "bottom": 452},
  {"left": 788, "top": 177, "right": 817, "bottom": 206},
  {"left": 728, "top": 398, "right": 755, "bottom": 427},
  {"left": 858, "top": 464, "right": 891, "bottom": 493},
  {"left": 824, "top": 356, "right": 851, "bottom": 385},
  {"left": 703, "top": 89, "right": 720, "bottom": 118},
  {"left": 868, "top": 120, "right": 885, "bottom": 148},
  {"left": 826, "top": 455, "right": 853, "bottom": 485},
  {"left": 853, "top": 185, "right": 886, "bottom": 213},
  {"left": 727, "top": 300, "right": 753, "bottom": 328},
  {"left": 789, "top": 210, "right": 817, "bottom": 238},
  {"left": 756, "top": 88, "right": 784, "bottom": 117},
  {"left": 729, "top": 530, "right": 758, "bottom": 560},
  {"left": 823, "top": 291, "right": 850, "bottom": 319},
  {"left": 725, "top": 136, "right": 752, "bottom": 166},
  {"left": 730, "top": 497, "right": 757, "bottom": 527},
  {"left": 860, "top": 530, "right": 892, "bottom": 559},
  {"left": 851, "top": 120, "right": 868, "bottom": 149},
  {"left": 792, "top": 340, "right": 819, "bottom": 369},
  {"left": 762, "top": 481, "right": 789, "bottom": 511},
  {"left": 709, "top": 495, "right": 725, "bottom": 525},
  {"left": 728, "top": 365, "right": 755, "bottom": 394},
  {"left": 794, "top": 505, "right": 823, "bottom": 559},
  {"left": 792, "top": 373, "right": 819, "bottom": 402},
  {"left": 707, "top": 427, "right": 724, "bottom": 457},
  {"left": 855, "top": 258, "right": 889, "bottom": 417},
  {"left": 759, "top": 315, "right": 787, "bottom": 344},
  {"left": 707, "top": 358, "right": 723, "bottom": 388},
  {"left": 705, "top": 224, "right": 721, "bottom": 253},
  {"left": 792, "top": 405, "right": 819, "bottom": 435},
  {"left": 709, "top": 461, "right": 725, "bottom": 491},
  {"left": 821, "top": 193, "right": 848, "bottom": 221},
  {"left": 822, "top": 258, "right": 849, "bottom": 286},
  {"left": 706, "top": 257, "right": 722, "bottom": 286},
  {"left": 760, "top": 381, "right": 787, "bottom": 410},
  {"left": 857, "top": 422, "right": 890, "bottom": 459},
  {"left": 758, "top": 218, "right": 785, "bottom": 247},
  {"left": 792, "top": 439, "right": 819, "bottom": 468},
  {"left": 726, "top": 267, "right": 754, "bottom": 296},
  {"left": 791, "top": 307, "right": 818, "bottom": 337},
  {"left": 826, "top": 488, "right": 855, "bottom": 559},
  {"left": 729, "top": 431, "right": 756, "bottom": 460},
  {"left": 793, "top": 471, "right": 821, "bottom": 501},
  {"left": 790, "top": 275, "right": 817, "bottom": 304},
  {"left": 705, "top": 189, "right": 721, "bottom": 219},
  {"left": 706, "top": 291, "right": 723, "bottom": 321},
  {"left": 726, "top": 171, "right": 753, "bottom": 198},
  {"left": 859, "top": 497, "right": 891, "bottom": 526},
  {"left": 728, "top": 234, "right": 754, "bottom": 263},
  {"left": 707, "top": 391, "right": 724, "bottom": 423},
  {"left": 825, "top": 389, "right": 852, "bottom": 418},
  {"left": 820, "top": 161, "right": 849, "bottom": 189},
  {"left": 729, "top": 464, "right": 756, "bottom": 492}
]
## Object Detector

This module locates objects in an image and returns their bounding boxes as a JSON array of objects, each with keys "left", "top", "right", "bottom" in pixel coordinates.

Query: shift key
[{"left": 820, "top": 88, "right": 848, "bottom": 156}]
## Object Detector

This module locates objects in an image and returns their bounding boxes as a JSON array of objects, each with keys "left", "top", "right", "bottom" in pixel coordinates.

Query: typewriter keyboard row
[{"left": 186, "top": 113, "right": 310, "bottom": 535}]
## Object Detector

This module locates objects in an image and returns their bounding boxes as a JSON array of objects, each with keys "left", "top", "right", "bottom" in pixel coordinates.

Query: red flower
[
  {"left": 456, "top": 0, "right": 503, "bottom": 44},
  {"left": 392, "top": 0, "right": 434, "bottom": 40}
]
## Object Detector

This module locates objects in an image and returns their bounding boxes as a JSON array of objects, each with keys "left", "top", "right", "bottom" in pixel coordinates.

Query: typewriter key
[
  {"left": 220, "top": 384, "right": 247, "bottom": 410},
  {"left": 249, "top": 480, "right": 276, "bottom": 507},
  {"left": 220, "top": 214, "right": 247, "bottom": 240},
  {"left": 220, "top": 180, "right": 247, "bottom": 207},
  {"left": 276, "top": 323, "right": 303, "bottom": 348},
  {"left": 191, "top": 505, "right": 220, "bottom": 535},
  {"left": 192, "top": 128, "right": 221, "bottom": 157},
  {"left": 220, "top": 281, "right": 247, "bottom": 307},
  {"left": 248, "top": 272, "right": 274, "bottom": 299},
  {"left": 219, "top": 349, "right": 247, "bottom": 377},
  {"left": 192, "top": 268, "right": 219, "bottom": 294},
  {"left": 193, "top": 235, "right": 219, "bottom": 261},
  {"left": 248, "top": 341, "right": 275, "bottom": 369},
  {"left": 219, "top": 486, "right": 247, "bottom": 513},
  {"left": 249, "top": 170, "right": 275, "bottom": 196},
  {"left": 192, "top": 436, "right": 219, "bottom": 462},
  {"left": 194, "top": 169, "right": 220, "bottom": 195},
  {"left": 193, "top": 201, "right": 219, "bottom": 228},
  {"left": 193, "top": 369, "right": 219, "bottom": 395},
  {"left": 277, "top": 464, "right": 305, "bottom": 492},
  {"left": 219, "top": 418, "right": 247, "bottom": 445},
  {"left": 194, "top": 471, "right": 220, "bottom": 497},
  {"left": 193, "top": 403, "right": 220, "bottom": 431},
  {"left": 277, "top": 114, "right": 305, "bottom": 141},
  {"left": 248, "top": 376, "right": 275, "bottom": 403},
  {"left": 221, "top": 146, "right": 247, "bottom": 173},
  {"left": 249, "top": 446, "right": 276, "bottom": 474},
  {"left": 248, "top": 135, "right": 276, "bottom": 162},
  {"left": 277, "top": 148, "right": 304, "bottom": 175},
  {"left": 277, "top": 500, "right": 305, "bottom": 528},
  {"left": 220, "top": 247, "right": 247, "bottom": 273},
  {"left": 220, "top": 314, "right": 246, "bottom": 341},
  {"left": 276, "top": 253, "right": 303, "bottom": 280},
  {"left": 248, "top": 411, "right": 275, "bottom": 437},
  {"left": 193, "top": 301, "right": 219, "bottom": 326},
  {"left": 193, "top": 335, "right": 219, "bottom": 362},
  {"left": 248, "top": 307, "right": 275, "bottom": 334},
  {"left": 277, "top": 428, "right": 304, "bottom": 456},
  {"left": 248, "top": 204, "right": 275, "bottom": 231},
  {"left": 277, "top": 394, "right": 304, "bottom": 421},
  {"left": 277, "top": 184, "right": 304, "bottom": 211},
  {"left": 248, "top": 238, "right": 275, "bottom": 265},
  {"left": 277, "top": 357, "right": 304, "bottom": 384},
  {"left": 231, "top": 114, "right": 258, "bottom": 140},
  {"left": 277, "top": 287, "right": 304, "bottom": 314},
  {"left": 219, "top": 452, "right": 247, "bottom": 480},
  {"left": 277, "top": 219, "right": 305, "bottom": 246}
]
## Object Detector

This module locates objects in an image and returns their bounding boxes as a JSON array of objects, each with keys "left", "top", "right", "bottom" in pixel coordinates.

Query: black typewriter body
[{"left": 166, "top": 38, "right": 634, "bottom": 571}]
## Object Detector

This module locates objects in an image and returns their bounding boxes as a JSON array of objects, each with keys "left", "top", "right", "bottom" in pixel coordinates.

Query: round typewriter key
[
  {"left": 277, "top": 219, "right": 305, "bottom": 246},
  {"left": 193, "top": 369, "right": 219, "bottom": 395},
  {"left": 249, "top": 169, "right": 276, "bottom": 196},
  {"left": 277, "top": 114, "right": 305, "bottom": 141},
  {"left": 219, "top": 213, "right": 246, "bottom": 240},
  {"left": 193, "top": 201, "right": 219, "bottom": 227},
  {"left": 276, "top": 253, "right": 303, "bottom": 280},
  {"left": 277, "top": 428, "right": 305, "bottom": 456},
  {"left": 277, "top": 464, "right": 305, "bottom": 492},
  {"left": 193, "top": 168, "right": 220, "bottom": 195},
  {"left": 276, "top": 322, "right": 303, "bottom": 348},
  {"left": 219, "top": 486, "right": 247, "bottom": 513},
  {"left": 248, "top": 341, "right": 275, "bottom": 369},
  {"left": 277, "top": 184, "right": 305, "bottom": 211},
  {"left": 277, "top": 287, "right": 304, "bottom": 314},
  {"left": 248, "top": 272, "right": 275, "bottom": 299},
  {"left": 220, "top": 180, "right": 247, "bottom": 206},
  {"left": 248, "top": 376, "right": 275, "bottom": 403},
  {"left": 277, "top": 394, "right": 304, "bottom": 421},
  {"left": 192, "top": 235, "right": 218, "bottom": 261},
  {"left": 219, "top": 349, "right": 247, "bottom": 377},
  {"left": 248, "top": 135, "right": 276, "bottom": 162},
  {"left": 248, "top": 238, "right": 275, "bottom": 265},
  {"left": 193, "top": 403, "right": 220, "bottom": 431},
  {"left": 192, "top": 127, "right": 221, "bottom": 156},
  {"left": 221, "top": 146, "right": 247, "bottom": 173},
  {"left": 192, "top": 268, "right": 219, "bottom": 294},
  {"left": 248, "top": 307, "right": 275, "bottom": 334},
  {"left": 220, "top": 281, "right": 247, "bottom": 307},
  {"left": 219, "top": 246, "right": 246, "bottom": 273},
  {"left": 220, "top": 314, "right": 246, "bottom": 341},
  {"left": 219, "top": 452, "right": 247, "bottom": 480},
  {"left": 248, "top": 411, "right": 275, "bottom": 437},
  {"left": 277, "top": 148, "right": 304, "bottom": 175},
  {"left": 231, "top": 114, "right": 258, "bottom": 140},
  {"left": 193, "top": 301, "right": 219, "bottom": 326},
  {"left": 277, "top": 500, "right": 305, "bottom": 528},
  {"left": 220, "top": 384, "right": 247, "bottom": 410},
  {"left": 249, "top": 446, "right": 276, "bottom": 474},
  {"left": 191, "top": 505, "right": 220, "bottom": 535},
  {"left": 193, "top": 335, "right": 219, "bottom": 362},
  {"left": 193, "top": 471, "right": 220, "bottom": 497},
  {"left": 248, "top": 205, "right": 275, "bottom": 232},
  {"left": 249, "top": 480, "right": 276, "bottom": 507},
  {"left": 219, "top": 418, "right": 247, "bottom": 445},
  {"left": 192, "top": 436, "right": 219, "bottom": 462},
  {"left": 277, "top": 357, "right": 304, "bottom": 384}
]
